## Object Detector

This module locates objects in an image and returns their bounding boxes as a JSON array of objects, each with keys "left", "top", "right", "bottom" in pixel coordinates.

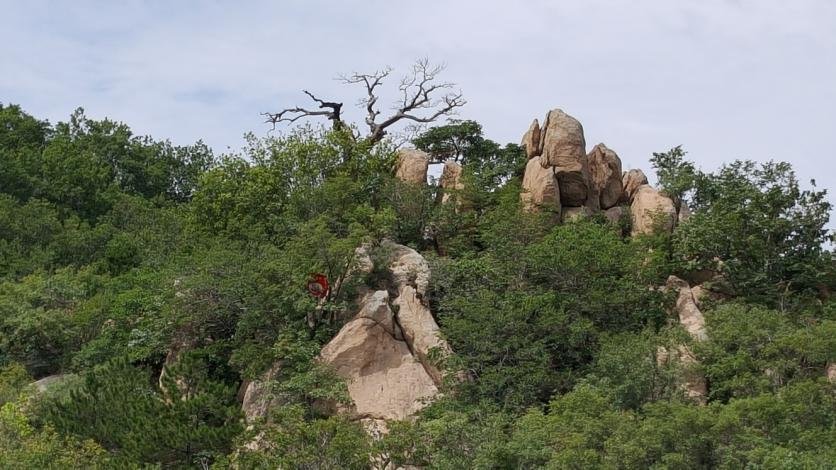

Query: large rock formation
[
  {"left": 318, "top": 242, "right": 451, "bottom": 430},
  {"left": 630, "top": 185, "right": 676, "bottom": 236},
  {"left": 395, "top": 149, "right": 430, "bottom": 185},
  {"left": 521, "top": 156, "right": 561, "bottom": 214},
  {"left": 520, "top": 119, "right": 541, "bottom": 159},
  {"left": 320, "top": 290, "right": 438, "bottom": 422},
  {"left": 621, "top": 169, "right": 649, "bottom": 203},
  {"left": 539, "top": 109, "right": 589, "bottom": 206},
  {"left": 587, "top": 143, "right": 623, "bottom": 210}
]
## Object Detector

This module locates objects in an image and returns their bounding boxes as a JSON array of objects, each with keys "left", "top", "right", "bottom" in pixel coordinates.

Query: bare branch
[
  {"left": 262, "top": 90, "right": 344, "bottom": 130},
  {"left": 340, "top": 67, "right": 393, "bottom": 132},
  {"left": 264, "top": 59, "right": 465, "bottom": 144},
  {"left": 366, "top": 59, "right": 466, "bottom": 144}
]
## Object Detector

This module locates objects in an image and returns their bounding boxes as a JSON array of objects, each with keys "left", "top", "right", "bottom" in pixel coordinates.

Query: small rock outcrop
[
  {"left": 587, "top": 143, "right": 623, "bottom": 210},
  {"left": 562, "top": 206, "right": 593, "bottom": 223},
  {"left": 318, "top": 242, "right": 451, "bottom": 431},
  {"left": 667, "top": 276, "right": 708, "bottom": 342},
  {"left": 622, "top": 169, "right": 649, "bottom": 203},
  {"left": 439, "top": 160, "right": 464, "bottom": 205},
  {"left": 521, "top": 156, "right": 561, "bottom": 214},
  {"left": 539, "top": 109, "right": 589, "bottom": 207},
  {"left": 241, "top": 364, "right": 283, "bottom": 423},
  {"left": 395, "top": 149, "right": 430, "bottom": 185},
  {"left": 662, "top": 276, "right": 709, "bottom": 404},
  {"left": 32, "top": 374, "right": 68, "bottom": 393},
  {"left": 603, "top": 206, "right": 626, "bottom": 225},
  {"left": 630, "top": 185, "right": 676, "bottom": 236},
  {"left": 521, "top": 119, "right": 541, "bottom": 158}
]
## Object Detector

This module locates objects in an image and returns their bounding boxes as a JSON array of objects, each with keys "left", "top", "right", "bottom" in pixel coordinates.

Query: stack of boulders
[
  {"left": 318, "top": 241, "right": 451, "bottom": 435},
  {"left": 520, "top": 108, "right": 680, "bottom": 236},
  {"left": 240, "top": 241, "right": 452, "bottom": 438},
  {"left": 394, "top": 147, "right": 464, "bottom": 208}
]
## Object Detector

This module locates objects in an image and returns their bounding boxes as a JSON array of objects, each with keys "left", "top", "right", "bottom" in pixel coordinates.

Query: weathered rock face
[
  {"left": 521, "top": 156, "right": 561, "bottom": 214},
  {"left": 587, "top": 143, "right": 623, "bottom": 210},
  {"left": 603, "top": 206, "right": 626, "bottom": 225},
  {"left": 318, "top": 242, "right": 451, "bottom": 427},
  {"left": 663, "top": 276, "right": 709, "bottom": 404},
  {"left": 667, "top": 276, "right": 708, "bottom": 342},
  {"left": 630, "top": 185, "right": 676, "bottom": 236},
  {"left": 241, "top": 364, "right": 282, "bottom": 423},
  {"left": 521, "top": 119, "right": 541, "bottom": 159},
  {"left": 320, "top": 290, "right": 438, "bottom": 422},
  {"left": 395, "top": 149, "right": 430, "bottom": 185},
  {"left": 158, "top": 336, "right": 198, "bottom": 399},
  {"left": 539, "top": 109, "right": 589, "bottom": 206},
  {"left": 439, "top": 160, "right": 464, "bottom": 205},
  {"left": 621, "top": 169, "right": 649, "bottom": 203},
  {"left": 656, "top": 345, "right": 708, "bottom": 404},
  {"left": 562, "top": 206, "right": 592, "bottom": 223},
  {"left": 32, "top": 374, "right": 68, "bottom": 393}
]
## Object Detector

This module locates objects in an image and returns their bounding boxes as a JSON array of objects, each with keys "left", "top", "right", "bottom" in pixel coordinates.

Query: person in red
[{"left": 306, "top": 273, "right": 330, "bottom": 299}]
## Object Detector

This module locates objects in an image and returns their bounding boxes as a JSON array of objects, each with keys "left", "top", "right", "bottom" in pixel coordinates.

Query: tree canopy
[{"left": 0, "top": 103, "right": 833, "bottom": 468}]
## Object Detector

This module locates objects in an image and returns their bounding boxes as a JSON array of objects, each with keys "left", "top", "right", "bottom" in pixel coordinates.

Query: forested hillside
[{"left": 0, "top": 102, "right": 834, "bottom": 469}]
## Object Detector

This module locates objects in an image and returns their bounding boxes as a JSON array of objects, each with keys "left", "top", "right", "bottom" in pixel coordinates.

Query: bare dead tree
[{"left": 264, "top": 58, "right": 465, "bottom": 144}]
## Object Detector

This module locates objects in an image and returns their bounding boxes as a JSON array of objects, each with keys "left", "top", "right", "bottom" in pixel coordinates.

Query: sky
[{"left": 2, "top": 1, "right": 835, "bottom": 201}]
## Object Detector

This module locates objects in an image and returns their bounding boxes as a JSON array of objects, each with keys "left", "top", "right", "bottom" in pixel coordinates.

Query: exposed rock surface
[
  {"left": 395, "top": 149, "right": 430, "bottom": 184},
  {"left": 562, "top": 206, "right": 593, "bottom": 223},
  {"left": 439, "top": 160, "right": 464, "bottom": 205},
  {"left": 241, "top": 363, "right": 283, "bottom": 423},
  {"left": 32, "top": 374, "right": 68, "bottom": 393},
  {"left": 521, "top": 156, "right": 560, "bottom": 214},
  {"left": 521, "top": 119, "right": 541, "bottom": 158},
  {"left": 630, "top": 185, "right": 676, "bottom": 236},
  {"left": 827, "top": 362, "right": 836, "bottom": 383},
  {"left": 656, "top": 345, "right": 708, "bottom": 404},
  {"left": 603, "top": 206, "right": 626, "bottom": 225},
  {"left": 320, "top": 290, "right": 438, "bottom": 422},
  {"left": 539, "top": 109, "right": 589, "bottom": 206},
  {"left": 622, "top": 169, "right": 649, "bottom": 203},
  {"left": 663, "top": 276, "right": 709, "bottom": 404},
  {"left": 587, "top": 143, "right": 623, "bottom": 210},
  {"left": 318, "top": 242, "right": 451, "bottom": 428},
  {"left": 667, "top": 276, "right": 708, "bottom": 341}
]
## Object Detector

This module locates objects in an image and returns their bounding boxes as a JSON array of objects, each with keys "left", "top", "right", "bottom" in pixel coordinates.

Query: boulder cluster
[
  {"left": 520, "top": 108, "right": 681, "bottom": 236},
  {"left": 241, "top": 241, "right": 452, "bottom": 438},
  {"left": 172, "top": 106, "right": 836, "bottom": 443},
  {"left": 394, "top": 148, "right": 463, "bottom": 204}
]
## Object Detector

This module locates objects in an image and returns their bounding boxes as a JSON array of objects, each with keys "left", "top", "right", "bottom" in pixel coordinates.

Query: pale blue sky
[{"left": 2, "top": 1, "right": 835, "bottom": 205}]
